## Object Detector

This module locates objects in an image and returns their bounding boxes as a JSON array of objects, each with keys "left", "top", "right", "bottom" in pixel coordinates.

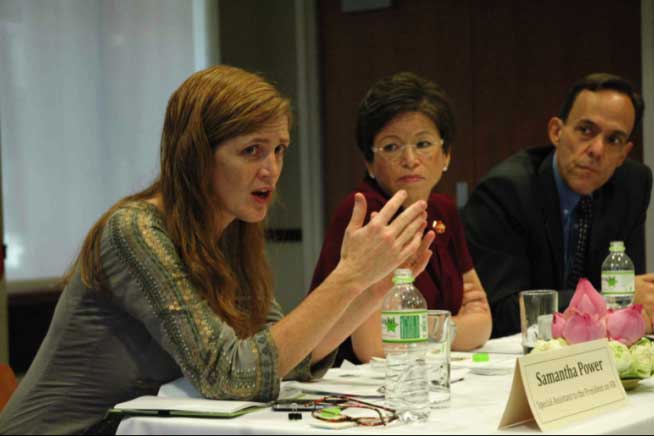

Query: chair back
[{"left": 0, "top": 363, "right": 17, "bottom": 412}]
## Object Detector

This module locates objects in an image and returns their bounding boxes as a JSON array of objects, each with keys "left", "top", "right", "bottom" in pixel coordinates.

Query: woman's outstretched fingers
[
  {"left": 395, "top": 212, "right": 427, "bottom": 247},
  {"left": 345, "top": 193, "right": 367, "bottom": 234},
  {"left": 409, "top": 230, "right": 435, "bottom": 273},
  {"left": 372, "top": 190, "right": 408, "bottom": 225},
  {"left": 387, "top": 200, "right": 427, "bottom": 237},
  {"left": 419, "top": 229, "right": 436, "bottom": 253},
  {"left": 399, "top": 229, "right": 423, "bottom": 262}
]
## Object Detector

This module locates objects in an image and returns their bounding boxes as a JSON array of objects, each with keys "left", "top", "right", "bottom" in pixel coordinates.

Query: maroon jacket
[{"left": 310, "top": 177, "right": 474, "bottom": 365}]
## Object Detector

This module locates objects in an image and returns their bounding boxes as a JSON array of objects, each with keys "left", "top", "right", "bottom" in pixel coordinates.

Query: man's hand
[{"left": 635, "top": 274, "right": 654, "bottom": 333}]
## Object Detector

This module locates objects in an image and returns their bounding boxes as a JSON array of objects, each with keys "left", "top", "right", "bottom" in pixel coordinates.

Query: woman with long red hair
[{"left": 0, "top": 65, "right": 431, "bottom": 435}]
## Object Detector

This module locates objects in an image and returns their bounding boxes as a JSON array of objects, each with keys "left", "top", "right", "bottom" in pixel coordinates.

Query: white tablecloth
[{"left": 116, "top": 337, "right": 654, "bottom": 435}]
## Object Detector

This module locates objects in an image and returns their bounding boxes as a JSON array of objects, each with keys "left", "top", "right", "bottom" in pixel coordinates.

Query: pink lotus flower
[
  {"left": 564, "top": 278, "right": 608, "bottom": 319},
  {"left": 550, "top": 278, "right": 645, "bottom": 348},
  {"left": 562, "top": 312, "right": 607, "bottom": 344},
  {"left": 606, "top": 305, "right": 646, "bottom": 347},
  {"left": 552, "top": 312, "right": 567, "bottom": 338}
]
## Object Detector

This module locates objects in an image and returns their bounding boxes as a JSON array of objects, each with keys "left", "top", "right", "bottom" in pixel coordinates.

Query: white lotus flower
[{"left": 608, "top": 340, "right": 632, "bottom": 376}]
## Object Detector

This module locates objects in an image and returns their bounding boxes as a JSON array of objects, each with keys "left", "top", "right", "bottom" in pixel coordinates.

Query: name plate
[{"left": 499, "top": 339, "right": 627, "bottom": 431}]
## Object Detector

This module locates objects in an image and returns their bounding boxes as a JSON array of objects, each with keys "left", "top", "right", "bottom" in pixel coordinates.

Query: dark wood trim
[
  {"left": 8, "top": 284, "right": 61, "bottom": 374},
  {"left": 265, "top": 228, "right": 303, "bottom": 243},
  {"left": 8, "top": 289, "right": 62, "bottom": 307}
]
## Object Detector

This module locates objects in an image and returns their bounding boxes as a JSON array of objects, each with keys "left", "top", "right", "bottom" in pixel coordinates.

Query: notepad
[
  {"left": 110, "top": 395, "right": 267, "bottom": 418},
  {"left": 286, "top": 378, "right": 383, "bottom": 398},
  {"left": 285, "top": 365, "right": 384, "bottom": 397}
]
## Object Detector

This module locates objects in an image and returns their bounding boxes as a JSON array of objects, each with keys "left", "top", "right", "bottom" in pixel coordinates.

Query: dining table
[{"left": 115, "top": 334, "right": 654, "bottom": 435}]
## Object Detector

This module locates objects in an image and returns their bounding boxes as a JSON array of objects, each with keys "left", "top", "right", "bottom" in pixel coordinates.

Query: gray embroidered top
[{"left": 0, "top": 201, "right": 333, "bottom": 435}]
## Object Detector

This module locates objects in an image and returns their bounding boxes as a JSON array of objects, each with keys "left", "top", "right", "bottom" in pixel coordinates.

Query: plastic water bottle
[
  {"left": 381, "top": 269, "right": 430, "bottom": 423},
  {"left": 601, "top": 241, "right": 635, "bottom": 309}
]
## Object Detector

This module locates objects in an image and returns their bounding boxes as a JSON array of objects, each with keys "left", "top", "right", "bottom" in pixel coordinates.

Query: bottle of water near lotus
[
  {"left": 601, "top": 241, "right": 635, "bottom": 309},
  {"left": 381, "top": 269, "right": 430, "bottom": 423}
]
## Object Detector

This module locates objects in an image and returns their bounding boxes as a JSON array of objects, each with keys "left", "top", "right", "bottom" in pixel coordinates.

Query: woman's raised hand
[
  {"left": 363, "top": 210, "right": 435, "bottom": 300},
  {"left": 370, "top": 210, "right": 435, "bottom": 277},
  {"left": 337, "top": 190, "right": 428, "bottom": 293}
]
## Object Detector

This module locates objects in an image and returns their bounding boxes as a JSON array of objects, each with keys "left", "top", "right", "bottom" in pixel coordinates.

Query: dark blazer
[{"left": 462, "top": 145, "right": 652, "bottom": 338}]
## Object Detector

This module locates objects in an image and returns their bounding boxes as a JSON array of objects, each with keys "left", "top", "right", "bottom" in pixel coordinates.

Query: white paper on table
[
  {"left": 286, "top": 375, "right": 383, "bottom": 398},
  {"left": 286, "top": 364, "right": 384, "bottom": 397},
  {"left": 469, "top": 333, "right": 523, "bottom": 354},
  {"left": 451, "top": 352, "right": 515, "bottom": 367},
  {"left": 450, "top": 350, "right": 517, "bottom": 376},
  {"left": 328, "top": 365, "right": 385, "bottom": 381},
  {"left": 287, "top": 362, "right": 469, "bottom": 398},
  {"left": 450, "top": 368, "right": 468, "bottom": 382},
  {"left": 465, "top": 359, "right": 516, "bottom": 375},
  {"left": 158, "top": 377, "right": 201, "bottom": 398},
  {"left": 342, "top": 359, "right": 468, "bottom": 382}
]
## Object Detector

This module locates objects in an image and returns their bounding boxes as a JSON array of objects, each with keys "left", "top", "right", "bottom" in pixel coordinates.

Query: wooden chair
[{"left": 0, "top": 363, "right": 17, "bottom": 412}]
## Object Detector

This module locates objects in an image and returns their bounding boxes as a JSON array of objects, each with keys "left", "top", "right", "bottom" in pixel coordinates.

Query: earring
[
  {"left": 368, "top": 172, "right": 375, "bottom": 179},
  {"left": 443, "top": 167, "right": 448, "bottom": 172}
]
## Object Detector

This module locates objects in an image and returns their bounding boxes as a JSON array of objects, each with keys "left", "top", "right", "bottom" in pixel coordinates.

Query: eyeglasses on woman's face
[{"left": 371, "top": 138, "right": 444, "bottom": 163}]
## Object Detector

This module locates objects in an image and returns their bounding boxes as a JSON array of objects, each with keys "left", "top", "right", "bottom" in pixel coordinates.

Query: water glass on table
[
  {"left": 519, "top": 290, "right": 558, "bottom": 354},
  {"left": 427, "top": 310, "right": 452, "bottom": 408}
]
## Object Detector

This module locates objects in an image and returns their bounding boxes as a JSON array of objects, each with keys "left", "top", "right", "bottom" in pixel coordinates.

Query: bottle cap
[
  {"left": 392, "top": 268, "right": 414, "bottom": 284},
  {"left": 609, "top": 241, "right": 626, "bottom": 252}
]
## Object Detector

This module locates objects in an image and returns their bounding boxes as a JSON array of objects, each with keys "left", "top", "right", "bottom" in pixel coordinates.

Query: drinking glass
[
  {"left": 426, "top": 310, "right": 451, "bottom": 408},
  {"left": 519, "top": 290, "right": 558, "bottom": 354}
]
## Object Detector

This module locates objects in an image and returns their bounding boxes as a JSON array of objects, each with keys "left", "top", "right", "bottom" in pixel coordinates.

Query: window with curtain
[{"left": 0, "top": 0, "right": 215, "bottom": 282}]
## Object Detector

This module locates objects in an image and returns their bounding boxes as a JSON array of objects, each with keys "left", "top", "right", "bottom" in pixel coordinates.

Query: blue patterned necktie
[{"left": 566, "top": 195, "right": 593, "bottom": 290}]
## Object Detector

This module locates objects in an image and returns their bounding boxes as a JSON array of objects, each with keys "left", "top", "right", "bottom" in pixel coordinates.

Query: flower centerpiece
[{"left": 533, "top": 279, "right": 654, "bottom": 389}]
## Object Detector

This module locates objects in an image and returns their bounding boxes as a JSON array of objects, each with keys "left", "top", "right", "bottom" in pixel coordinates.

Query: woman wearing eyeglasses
[{"left": 310, "top": 72, "right": 492, "bottom": 365}]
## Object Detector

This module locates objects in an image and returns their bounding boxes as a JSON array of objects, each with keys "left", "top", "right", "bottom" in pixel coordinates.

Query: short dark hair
[
  {"left": 356, "top": 72, "right": 455, "bottom": 162},
  {"left": 559, "top": 73, "right": 644, "bottom": 137}
]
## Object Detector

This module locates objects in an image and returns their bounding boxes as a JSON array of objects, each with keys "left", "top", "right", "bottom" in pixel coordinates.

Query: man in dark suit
[{"left": 462, "top": 73, "right": 654, "bottom": 338}]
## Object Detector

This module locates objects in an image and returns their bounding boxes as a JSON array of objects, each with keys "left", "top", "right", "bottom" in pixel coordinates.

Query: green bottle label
[
  {"left": 601, "top": 271, "right": 635, "bottom": 295},
  {"left": 381, "top": 310, "right": 428, "bottom": 343}
]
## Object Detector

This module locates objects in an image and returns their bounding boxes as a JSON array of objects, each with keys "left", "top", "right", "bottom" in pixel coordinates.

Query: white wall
[{"left": 643, "top": 0, "right": 654, "bottom": 274}]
